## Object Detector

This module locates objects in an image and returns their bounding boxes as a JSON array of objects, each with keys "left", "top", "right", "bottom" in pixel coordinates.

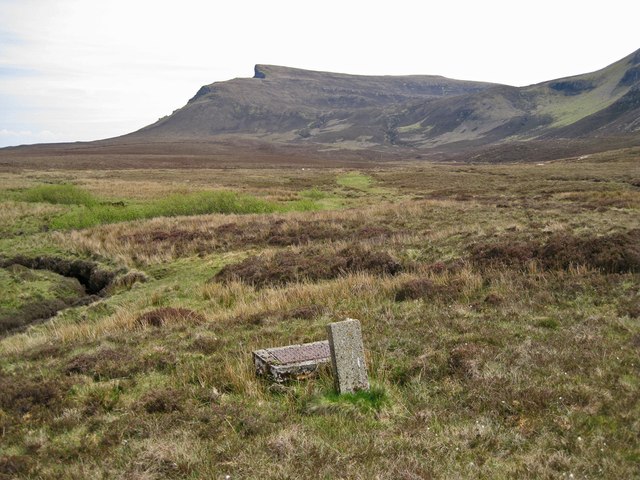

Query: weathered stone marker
[
  {"left": 326, "top": 318, "right": 369, "bottom": 393},
  {"left": 253, "top": 340, "right": 331, "bottom": 383}
]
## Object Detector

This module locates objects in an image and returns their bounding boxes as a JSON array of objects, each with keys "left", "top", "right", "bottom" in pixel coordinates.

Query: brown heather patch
[
  {"left": 213, "top": 244, "right": 402, "bottom": 288},
  {"left": 0, "top": 373, "right": 68, "bottom": 418},
  {"left": 65, "top": 347, "right": 135, "bottom": 379},
  {"left": 618, "top": 294, "right": 640, "bottom": 319},
  {"left": 123, "top": 218, "right": 395, "bottom": 254},
  {"left": 136, "top": 307, "right": 205, "bottom": 328},
  {"left": 394, "top": 277, "right": 463, "bottom": 302},
  {"left": 471, "top": 229, "right": 640, "bottom": 273},
  {"left": 540, "top": 229, "right": 640, "bottom": 272},
  {"left": 179, "top": 217, "right": 395, "bottom": 257},
  {"left": 0, "top": 455, "right": 33, "bottom": 478},
  {"left": 57, "top": 202, "right": 428, "bottom": 265},
  {"left": 140, "top": 388, "right": 184, "bottom": 414},
  {"left": 448, "top": 343, "right": 494, "bottom": 380}
]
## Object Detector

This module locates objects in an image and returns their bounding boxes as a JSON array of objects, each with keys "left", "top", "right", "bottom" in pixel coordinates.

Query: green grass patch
[
  {"left": 18, "top": 184, "right": 98, "bottom": 206},
  {"left": 10, "top": 184, "right": 333, "bottom": 233},
  {"left": 311, "top": 386, "right": 388, "bottom": 414},
  {"left": 19, "top": 188, "right": 323, "bottom": 230},
  {"left": 0, "top": 266, "right": 82, "bottom": 312},
  {"left": 336, "top": 172, "right": 392, "bottom": 196},
  {"left": 279, "top": 198, "right": 322, "bottom": 212},
  {"left": 300, "top": 188, "right": 331, "bottom": 201},
  {"left": 536, "top": 318, "right": 560, "bottom": 329},
  {"left": 337, "top": 172, "right": 374, "bottom": 191},
  {"left": 299, "top": 188, "right": 344, "bottom": 209}
]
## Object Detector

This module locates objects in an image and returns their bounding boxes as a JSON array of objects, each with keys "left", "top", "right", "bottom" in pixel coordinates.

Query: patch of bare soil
[
  {"left": 0, "top": 256, "right": 143, "bottom": 335},
  {"left": 0, "top": 256, "right": 115, "bottom": 294}
]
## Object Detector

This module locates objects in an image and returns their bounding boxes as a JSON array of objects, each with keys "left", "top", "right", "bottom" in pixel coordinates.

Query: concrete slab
[{"left": 253, "top": 340, "right": 331, "bottom": 383}]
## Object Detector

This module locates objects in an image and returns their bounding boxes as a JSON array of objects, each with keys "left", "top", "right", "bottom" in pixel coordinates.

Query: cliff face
[{"left": 133, "top": 64, "right": 501, "bottom": 145}]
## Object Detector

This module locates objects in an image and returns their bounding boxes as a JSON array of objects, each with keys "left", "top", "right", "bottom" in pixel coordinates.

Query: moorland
[{"left": 0, "top": 145, "right": 638, "bottom": 478}]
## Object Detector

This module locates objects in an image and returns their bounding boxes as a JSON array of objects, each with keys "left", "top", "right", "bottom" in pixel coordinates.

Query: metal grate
[{"left": 269, "top": 341, "right": 330, "bottom": 364}]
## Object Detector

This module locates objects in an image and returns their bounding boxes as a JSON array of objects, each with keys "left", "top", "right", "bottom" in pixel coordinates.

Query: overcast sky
[{"left": 0, "top": 0, "right": 638, "bottom": 147}]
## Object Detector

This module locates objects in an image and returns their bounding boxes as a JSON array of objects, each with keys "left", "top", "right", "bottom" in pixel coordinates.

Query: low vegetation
[
  {"left": 213, "top": 244, "right": 402, "bottom": 288},
  {"left": 0, "top": 149, "right": 638, "bottom": 478},
  {"left": 471, "top": 229, "right": 640, "bottom": 273},
  {"left": 11, "top": 184, "right": 321, "bottom": 231}
]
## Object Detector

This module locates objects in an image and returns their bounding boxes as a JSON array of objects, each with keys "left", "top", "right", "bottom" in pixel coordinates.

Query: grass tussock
[{"left": 135, "top": 307, "right": 206, "bottom": 328}]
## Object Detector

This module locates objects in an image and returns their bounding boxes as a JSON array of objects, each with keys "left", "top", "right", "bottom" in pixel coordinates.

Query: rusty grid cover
[{"left": 269, "top": 341, "right": 330, "bottom": 365}]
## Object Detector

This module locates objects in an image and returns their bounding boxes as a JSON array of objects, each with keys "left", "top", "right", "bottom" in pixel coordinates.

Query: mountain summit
[{"left": 134, "top": 64, "right": 498, "bottom": 147}]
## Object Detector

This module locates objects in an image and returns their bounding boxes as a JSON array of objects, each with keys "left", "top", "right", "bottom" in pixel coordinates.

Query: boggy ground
[{"left": 0, "top": 148, "right": 638, "bottom": 479}]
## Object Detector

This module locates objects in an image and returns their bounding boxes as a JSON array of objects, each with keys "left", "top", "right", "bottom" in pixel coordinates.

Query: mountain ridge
[
  {"left": 129, "top": 48, "right": 640, "bottom": 151},
  {"left": 2, "top": 48, "right": 639, "bottom": 166}
]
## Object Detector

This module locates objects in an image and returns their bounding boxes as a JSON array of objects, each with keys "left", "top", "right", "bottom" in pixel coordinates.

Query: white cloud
[
  {"left": 0, "top": 129, "right": 59, "bottom": 147},
  {"left": 0, "top": 129, "right": 56, "bottom": 138}
]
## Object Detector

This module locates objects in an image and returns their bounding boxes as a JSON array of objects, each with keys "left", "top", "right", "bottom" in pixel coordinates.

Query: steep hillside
[
  {"left": 124, "top": 49, "right": 640, "bottom": 152},
  {"left": 394, "top": 48, "right": 640, "bottom": 148},
  {"left": 132, "top": 65, "right": 499, "bottom": 147}
]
